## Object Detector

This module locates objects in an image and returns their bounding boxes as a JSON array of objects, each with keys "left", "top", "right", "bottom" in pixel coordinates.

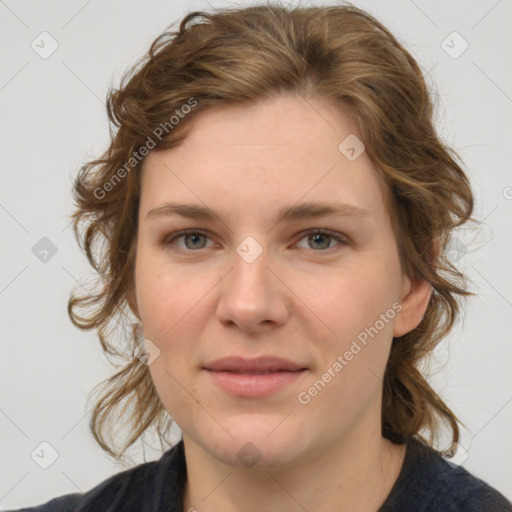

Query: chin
[{"left": 197, "top": 415, "right": 314, "bottom": 470}]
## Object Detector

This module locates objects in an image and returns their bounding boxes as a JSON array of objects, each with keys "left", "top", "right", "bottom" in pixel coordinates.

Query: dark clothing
[{"left": 11, "top": 437, "right": 512, "bottom": 511}]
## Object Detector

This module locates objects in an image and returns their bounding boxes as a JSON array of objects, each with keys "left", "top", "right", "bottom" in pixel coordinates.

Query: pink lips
[{"left": 203, "top": 356, "right": 307, "bottom": 398}]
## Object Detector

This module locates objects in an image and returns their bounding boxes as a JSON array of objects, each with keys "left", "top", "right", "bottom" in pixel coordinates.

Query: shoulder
[
  {"left": 380, "top": 437, "right": 512, "bottom": 512},
  {"left": 435, "top": 463, "right": 512, "bottom": 511},
  {"left": 10, "top": 493, "right": 83, "bottom": 512},
  {"left": 9, "top": 441, "right": 185, "bottom": 512}
]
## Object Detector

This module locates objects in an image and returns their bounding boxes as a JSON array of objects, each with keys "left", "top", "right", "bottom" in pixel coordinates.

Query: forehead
[{"left": 139, "top": 94, "right": 391, "bottom": 222}]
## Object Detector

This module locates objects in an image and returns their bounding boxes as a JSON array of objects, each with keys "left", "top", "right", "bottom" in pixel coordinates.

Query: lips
[
  {"left": 202, "top": 356, "right": 308, "bottom": 398},
  {"left": 203, "top": 356, "right": 306, "bottom": 373}
]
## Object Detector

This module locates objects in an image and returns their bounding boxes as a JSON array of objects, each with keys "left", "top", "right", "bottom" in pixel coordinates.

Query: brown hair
[{"left": 68, "top": 2, "right": 474, "bottom": 462}]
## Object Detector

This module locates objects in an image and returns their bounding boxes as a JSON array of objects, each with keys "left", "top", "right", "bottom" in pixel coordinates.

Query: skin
[{"left": 132, "top": 93, "right": 433, "bottom": 511}]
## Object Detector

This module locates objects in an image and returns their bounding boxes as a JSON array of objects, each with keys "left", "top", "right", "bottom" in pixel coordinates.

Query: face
[{"left": 133, "top": 93, "right": 428, "bottom": 469}]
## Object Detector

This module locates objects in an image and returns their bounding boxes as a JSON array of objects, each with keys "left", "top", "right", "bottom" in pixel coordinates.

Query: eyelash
[{"left": 162, "top": 228, "right": 348, "bottom": 254}]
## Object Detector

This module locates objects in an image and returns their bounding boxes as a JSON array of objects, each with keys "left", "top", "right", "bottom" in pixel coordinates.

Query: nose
[{"left": 215, "top": 243, "right": 290, "bottom": 334}]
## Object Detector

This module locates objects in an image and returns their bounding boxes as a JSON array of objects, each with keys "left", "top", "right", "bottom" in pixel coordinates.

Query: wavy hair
[{"left": 68, "top": 2, "right": 474, "bottom": 462}]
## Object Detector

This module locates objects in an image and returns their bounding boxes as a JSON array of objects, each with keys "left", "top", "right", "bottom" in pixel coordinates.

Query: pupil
[
  {"left": 188, "top": 234, "right": 204, "bottom": 249},
  {"left": 312, "top": 234, "right": 329, "bottom": 249}
]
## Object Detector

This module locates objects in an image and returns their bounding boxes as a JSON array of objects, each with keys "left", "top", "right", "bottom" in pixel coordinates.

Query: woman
[{"left": 14, "top": 3, "right": 512, "bottom": 511}]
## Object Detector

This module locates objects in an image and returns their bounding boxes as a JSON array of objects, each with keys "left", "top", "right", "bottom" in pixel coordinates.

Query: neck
[{"left": 181, "top": 423, "right": 407, "bottom": 512}]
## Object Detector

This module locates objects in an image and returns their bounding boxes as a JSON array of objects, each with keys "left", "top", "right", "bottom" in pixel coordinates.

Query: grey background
[{"left": 1, "top": 0, "right": 511, "bottom": 508}]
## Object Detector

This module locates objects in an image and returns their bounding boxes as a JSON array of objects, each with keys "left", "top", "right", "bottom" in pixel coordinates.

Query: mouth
[
  {"left": 216, "top": 370, "right": 298, "bottom": 374},
  {"left": 202, "top": 357, "right": 308, "bottom": 398},
  {"left": 203, "top": 355, "right": 307, "bottom": 373}
]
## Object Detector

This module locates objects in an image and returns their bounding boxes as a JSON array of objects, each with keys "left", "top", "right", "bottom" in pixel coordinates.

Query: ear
[{"left": 393, "top": 275, "right": 433, "bottom": 338}]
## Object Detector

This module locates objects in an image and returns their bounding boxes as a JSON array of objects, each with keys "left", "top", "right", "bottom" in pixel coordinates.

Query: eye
[
  {"left": 164, "top": 230, "right": 213, "bottom": 251},
  {"left": 294, "top": 229, "right": 348, "bottom": 251},
  {"left": 163, "top": 228, "right": 347, "bottom": 253}
]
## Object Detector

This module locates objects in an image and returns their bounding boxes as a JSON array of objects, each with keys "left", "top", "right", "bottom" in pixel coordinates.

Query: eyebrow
[{"left": 145, "top": 201, "right": 370, "bottom": 223}]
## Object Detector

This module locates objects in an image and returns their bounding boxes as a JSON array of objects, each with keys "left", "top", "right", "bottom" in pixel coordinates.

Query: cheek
[
  {"left": 135, "top": 259, "right": 207, "bottom": 418},
  {"left": 307, "top": 256, "right": 401, "bottom": 390},
  {"left": 300, "top": 267, "right": 399, "bottom": 421},
  {"left": 135, "top": 248, "right": 210, "bottom": 339},
  {"left": 315, "top": 263, "right": 400, "bottom": 337}
]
